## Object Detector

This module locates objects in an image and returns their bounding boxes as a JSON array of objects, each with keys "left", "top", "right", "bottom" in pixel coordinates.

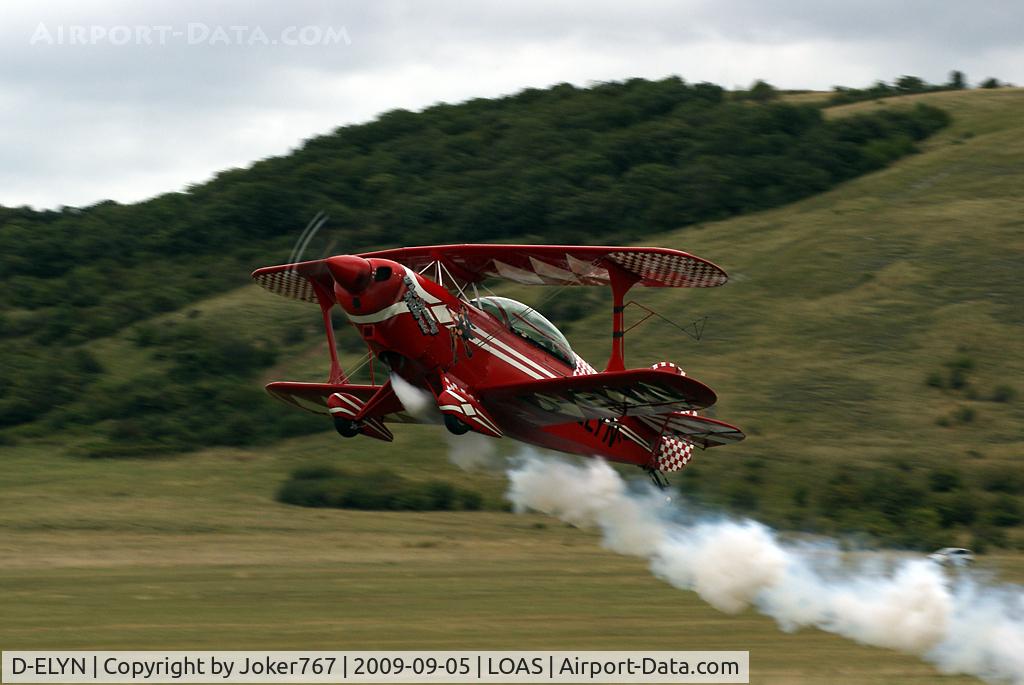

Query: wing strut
[
  {"left": 605, "top": 262, "right": 640, "bottom": 372},
  {"left": 311, "top": 281, "right": 348, "bottom": 384}
]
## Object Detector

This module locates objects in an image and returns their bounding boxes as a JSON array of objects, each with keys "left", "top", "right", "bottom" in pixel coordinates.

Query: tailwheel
[{"left": 333, "top": 417, "right": 359, "bottom": 438}]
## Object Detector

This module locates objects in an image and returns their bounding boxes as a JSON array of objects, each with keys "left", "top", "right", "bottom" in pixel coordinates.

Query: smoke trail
[
  {"left": 390, "top": 373, "right": 436, "bottom": 419},
  {"left": 445, "top": 431, "right": 501, "bottom": 471},
  {"left": 390, "top": 374, "right": 500, "bottom": 470},
  {"left": 507, "top": 454, "right": 1024, "bottom": 684}
]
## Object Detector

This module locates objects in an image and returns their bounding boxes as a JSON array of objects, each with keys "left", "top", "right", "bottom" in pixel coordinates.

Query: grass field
[
  {"left": 0, "top": 430, "right": 1007, "bottom": 684},
  {"left": 4, "top": 88, "right": 1024, "bottom": 683}
]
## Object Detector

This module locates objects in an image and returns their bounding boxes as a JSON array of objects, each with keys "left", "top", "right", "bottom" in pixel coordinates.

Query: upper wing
[
  {"left": 266, "top": 381, "right": 417, "bottom": 424},
  {"left": 359, "top": 244, "right": 728, "bottom": 288},
  {"left": 251, "top": 260, "right": 334, "bottom": 303},
  {"left": 251, "top": 244, "right": 726, "bottom": 302},
  {"left": 477, "top": 369, "right": 717, "bottom": 426}
]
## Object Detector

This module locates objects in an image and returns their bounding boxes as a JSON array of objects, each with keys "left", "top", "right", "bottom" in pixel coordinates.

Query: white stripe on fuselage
[
  {"left": 405, "top": 266, "right": 441, "bottom": 303},
  {"left": 483, "top": 334, "right": 559, "bottom": 379},
  {"left": 346, "top": 301, "right": 408, "bottom": 324},
  {"left": 344, "top": 266, "right": 441, "bottom": 324},
  {"left": 342, "top": 266, "right": 562, "bottom": 381},
  {"left": 469, "top": 337, "right": 548, "bottom": 380}
]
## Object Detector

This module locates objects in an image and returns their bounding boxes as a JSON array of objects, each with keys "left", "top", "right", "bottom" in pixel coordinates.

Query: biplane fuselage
[
  {"left": 253, "top": 245, "right": 744, "bottom": 478},
  {"left": 333, "top": 256, "right": 656, "bottom": 464}
]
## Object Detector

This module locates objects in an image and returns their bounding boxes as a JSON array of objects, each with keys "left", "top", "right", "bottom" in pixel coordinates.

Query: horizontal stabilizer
[
  {"left": 478, "top": 369, "right": 716, "bottom": 426},
  {"left": 639, "top": 412, "right": 745, "bottom": 449}
]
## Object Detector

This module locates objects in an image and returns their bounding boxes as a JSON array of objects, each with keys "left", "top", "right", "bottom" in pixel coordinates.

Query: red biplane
[{"left": 252, "top": 245, "right": 744, "bottom": 486}]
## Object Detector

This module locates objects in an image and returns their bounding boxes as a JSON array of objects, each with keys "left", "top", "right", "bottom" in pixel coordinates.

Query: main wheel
[
  {"left": 444, "top": 414, "right": 470, "bottom": 435},
  {"left": 334, "top": 417, "right": 359, "bottom": 438}
]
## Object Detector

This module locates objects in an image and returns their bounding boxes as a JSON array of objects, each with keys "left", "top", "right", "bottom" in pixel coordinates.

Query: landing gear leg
[{"left": 646, "top": 468, "right": 670, "bottom": 490}]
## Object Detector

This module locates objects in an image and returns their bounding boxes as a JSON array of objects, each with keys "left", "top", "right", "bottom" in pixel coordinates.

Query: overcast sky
[{"left": 2, "top": 0, "right": 1021, "bottom": 209}]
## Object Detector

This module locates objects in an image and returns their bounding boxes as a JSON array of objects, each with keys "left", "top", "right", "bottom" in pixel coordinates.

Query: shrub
[
  {"left": 988, "top": 495, "right": 1022, "bottom": 527},
  {"left": 727, "top": 485, "right": 758, "bottom": 511},
  {"left": 276, "top": 477, "right": 336, "bottom": 508},
  {"left": 980, "top": 466, "right": 1024, "bottom": 494},
  {"left": 283, "top": 326, "right": 307, "bottom": 345},
  {"left": 74, "top": 440, "right": 176, "bottom": 459},
  {"left": 946, "top": 354, "right": 975, "bottom": 372},
  {"left": 132, "top": 324, "right": 159, "bottom": 347},
  {"left": 971, "top": 524, "right": 1008, "bottom": 553},
  {"left": 458, "top": 489, "right": 483, "bottom": 511},
  {"left": 954, "top": 406, "right": 976, "bottom": 424},
  {"left": 991, "top": 385, "right": 1017, "bottom": 403},
  {"left": 890, "top": 508, "right": 945, "bottom": 550},
  {"left": 291, "top": 464, "right": 345, "bottom": 480},
  {"left": 792, "top": 486, "right": 808, "bottom": 508},
  {"left": 929, "top": 469, "right": 962, "bottom": 492},
  {"left": 935, "top": 492, "right": 977, "bottom": 527},
  {"left": 941, "top": 355, "right": 974, "bottom": 391},
  {"left": 275, "top": 466, "right": 488, "bottom": 512}
]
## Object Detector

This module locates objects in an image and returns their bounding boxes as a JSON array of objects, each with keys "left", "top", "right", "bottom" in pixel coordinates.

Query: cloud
[{"left": 1, "top": 0, "right": 1021, "bottom": 208}]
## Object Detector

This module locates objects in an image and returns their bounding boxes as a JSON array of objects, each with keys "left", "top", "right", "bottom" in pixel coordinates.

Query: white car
[{"left": 928, "top": 547, "right": 975, "bottom": 567}]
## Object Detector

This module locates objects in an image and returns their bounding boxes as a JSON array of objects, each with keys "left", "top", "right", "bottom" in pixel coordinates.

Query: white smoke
[
  {"left": 446, "top": 431, "right": 502, "bottom": 471},
  {"left": 390, "top": 373, "right": 500, "bottom": 471},
  {"left": 390, "top": 373, "right": 436, "bottom": 419},
  {"left": 506, "top": 453, "right": 1024, "bottom": 684}
]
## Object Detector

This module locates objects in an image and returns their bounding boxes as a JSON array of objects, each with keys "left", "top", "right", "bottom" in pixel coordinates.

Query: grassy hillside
[
  {"left": 4, "top": 87, "right": 1018, "bottom": 543},
  {"left": 600, "top": 88, "right": 1024, "bottom": 544},
  {"left": 1, "top": 87, "right": 1022, "bottom": 683},
  {"left": 88, "top": 86, "right": 1017, "bottom": 548},
  {"left": 0, "top": 77, "right": 950, "bottom": 440}
]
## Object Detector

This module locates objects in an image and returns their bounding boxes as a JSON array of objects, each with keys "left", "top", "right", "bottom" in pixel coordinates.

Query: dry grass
[{"left": 0, "top": 434, "right": 994, "bottom": 683}]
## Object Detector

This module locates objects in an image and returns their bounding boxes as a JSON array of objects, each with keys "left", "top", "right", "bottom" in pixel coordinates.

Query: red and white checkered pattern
[
  {"left": 573, "top": 355, "right": 597, "bottom": 376},
  {"left": 656, "top": 433, "right": 696, "bottom": 472},
  {"left": 651, "top": 361, "right": 684, "bottom": 375},
  {"left": 654, "top": 407, "right": 697, "bottom": 472},
  {"left": 253, "top": 270, "right": 318, "bottom": 303},
  {"left": 484, "top": 250, "right": 726, "bottom": 288},
  {"left": 607, "top": 251, "right": 727, "bottom": 288},
  {"left": 644, "top": 369, "right": 696, "bottom": 472}
]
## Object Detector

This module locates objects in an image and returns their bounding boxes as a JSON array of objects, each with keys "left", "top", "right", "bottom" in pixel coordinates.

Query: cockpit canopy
[{"left": 474, "top": 296, "right": 575, "bottom": 367}]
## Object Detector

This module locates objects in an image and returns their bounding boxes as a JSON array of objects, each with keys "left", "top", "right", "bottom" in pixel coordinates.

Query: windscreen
[{"left": 474, "top": 296, "right": 574, "bottom": 366}]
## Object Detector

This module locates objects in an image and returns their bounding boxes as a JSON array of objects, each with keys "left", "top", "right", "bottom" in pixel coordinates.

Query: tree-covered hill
[
  {"left": 2, "top": 77, "right": 950, "bottom": 454},
  {"left": 0, "top": 77, "right": 950, "bottom": 437},
  {"left": 1, "top": 78, "right": 947, "bottom": 339}
]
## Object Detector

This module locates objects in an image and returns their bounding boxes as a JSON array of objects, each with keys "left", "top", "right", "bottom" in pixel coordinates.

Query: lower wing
[
  {"left": 265, "top": 381, "right": 418, "bottom": 424},
  {"left": 478, "top": 369, "right": 717, "bottom": 426}
]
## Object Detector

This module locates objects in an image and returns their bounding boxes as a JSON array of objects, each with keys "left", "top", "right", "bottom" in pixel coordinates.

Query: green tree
[
  {"left": 748, "top": 80, "right": 779, "bottom": 102},
  {"left": 895, "top": 75, "right": 927, "bottom": 93}
]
